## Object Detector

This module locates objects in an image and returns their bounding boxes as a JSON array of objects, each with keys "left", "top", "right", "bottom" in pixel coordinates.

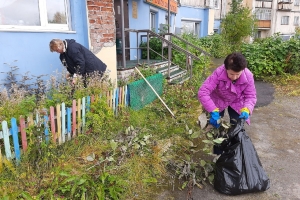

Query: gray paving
[{"left": 157, "top": 81, "right": 300, "bottom": 200}]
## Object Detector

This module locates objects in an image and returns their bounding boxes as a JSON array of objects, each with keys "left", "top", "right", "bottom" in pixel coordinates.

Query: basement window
[{"left": 0, "top": 0, "right": 71, "bottom": 31}]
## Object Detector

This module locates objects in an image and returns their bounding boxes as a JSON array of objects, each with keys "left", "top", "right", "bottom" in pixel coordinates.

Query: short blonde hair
[{"left": 49, "top": 39, "right": 64, "bottom": 52}]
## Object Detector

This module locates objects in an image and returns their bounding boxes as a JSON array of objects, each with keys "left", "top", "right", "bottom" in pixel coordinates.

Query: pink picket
[
  {"left": 72, "top": 100, "right": 77, "bottom": 137},
  {"left": 19, "top": 117, "right": 27, "bottom": 152}
]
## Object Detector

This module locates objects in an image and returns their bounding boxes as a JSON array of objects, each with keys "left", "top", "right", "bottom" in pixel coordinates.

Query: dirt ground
[{"left": 157, "top": 81, "right": 300, "bottom": 200}]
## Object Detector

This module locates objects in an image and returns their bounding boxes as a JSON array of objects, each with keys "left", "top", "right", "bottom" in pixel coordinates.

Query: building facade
[
  {"left": 0, "top": 0, "right": 117, "bottom": 86},
  {"left": 0, "top": 0, "right": 231, "bottom": 87},
  {"left": 255, "top": 0, "right": 300, "bottom": 39},
  {"left": 116, "top": 0, "right": 215, "bottom": 60}
]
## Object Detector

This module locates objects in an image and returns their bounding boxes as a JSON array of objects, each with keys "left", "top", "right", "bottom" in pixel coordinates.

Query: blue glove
[
  {"left": 210, "top": 109, "right": 220, "bottom": 128},
  {"left": 239, "top": 107, "right": 250, "bottom": 120}
]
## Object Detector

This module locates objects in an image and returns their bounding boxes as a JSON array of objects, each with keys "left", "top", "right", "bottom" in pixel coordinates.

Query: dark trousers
[
  {"left": 220, "top": 106, "right": 239, "bottom": 125},
  {"left": 213, "top": 106, "right": 239, "bottom": 155}
]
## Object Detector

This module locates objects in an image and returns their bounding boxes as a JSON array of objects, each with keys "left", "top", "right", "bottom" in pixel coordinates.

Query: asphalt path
[{"left": 157, "top": 81, "right": 300, "bottom": 200}]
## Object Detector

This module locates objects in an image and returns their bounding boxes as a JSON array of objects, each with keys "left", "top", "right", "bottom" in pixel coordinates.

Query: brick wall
[{"left": 87, "top": 0, "right": 115, "bottom": 54}]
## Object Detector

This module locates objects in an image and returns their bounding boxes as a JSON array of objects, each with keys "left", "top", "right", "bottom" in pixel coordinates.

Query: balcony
[
  {"left": 256, "top": 20, "right": 271, "bottom": 29},
  {"left": 255, "top": 1, "right": 272, "bottom": 8},
  {"left": 278, "top": 3, "right": 293, "bottom": 10},
  {"left": 278, "top": 0, "right": 293, "bottom": 3}
]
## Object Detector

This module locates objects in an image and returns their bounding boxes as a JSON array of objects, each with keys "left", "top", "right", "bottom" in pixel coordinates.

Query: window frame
[
  {"left": 214, "top": 0, "right": 219, "bottom": 9},
  {"left": 149, "top": 11, "right": 156, "bottom": 31},
  {"left": 281, "top": 16, "right": 289, "bottom": 25},
  {"left": 149, "top": 6, "right": 159, "bottom": 32},
  {"left": 294, "top": 16, "right": 299, "bottom": 26},
  {"left": 255, "top": 8, "right": 272, "bottom": 20},
  {"left": 181, "top": 19, "right": 201, "bottom": 37},
  {"left": 255, "top": 31, "right": 262, "bottom": 39},
  {"left": 0, "top": 0, "right": 72, "bottom": 32}
]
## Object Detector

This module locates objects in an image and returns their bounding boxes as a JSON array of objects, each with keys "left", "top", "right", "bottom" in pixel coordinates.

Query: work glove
[
  {"left": 210, "top": 108, "right": 220, "bottom": 128},
  {"left": 239, "top": 107, "right": 250, "bottom": 120}
]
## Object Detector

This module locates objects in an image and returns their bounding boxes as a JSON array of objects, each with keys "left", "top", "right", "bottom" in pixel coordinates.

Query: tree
[{"left": 220, "top": 0, "right": 257, "bottom": 52}]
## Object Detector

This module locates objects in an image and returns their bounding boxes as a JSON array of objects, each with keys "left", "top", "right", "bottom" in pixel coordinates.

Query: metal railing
[{"left": 118, "top": 29, "right": 211, "bottom": 79}]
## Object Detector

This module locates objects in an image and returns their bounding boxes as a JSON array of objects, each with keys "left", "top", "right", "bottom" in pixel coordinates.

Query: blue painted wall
[
  {"left": 127, "top": 2, "right": 209, "bottom": 60},
  {"left": 214, "top": 20, "right": 221, "bottom": 33},
  {"left": 0, "top": 0, "right": 89, "bottom": 86},
  {"left": 127, "top": 0, "right": 175, "bottom": 60},
  {"left": 175, "top": 6, "right": 208, "bottom": 38}
]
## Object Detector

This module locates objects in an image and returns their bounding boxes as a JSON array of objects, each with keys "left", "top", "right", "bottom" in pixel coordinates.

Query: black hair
[{"left": 224, "top": 52, "right": 247, "bottom": 72}]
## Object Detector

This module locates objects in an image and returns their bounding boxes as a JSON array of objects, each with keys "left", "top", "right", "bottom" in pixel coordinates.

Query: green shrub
[{"left": 241, "top": 33, "right": 300, "bottom": 79}]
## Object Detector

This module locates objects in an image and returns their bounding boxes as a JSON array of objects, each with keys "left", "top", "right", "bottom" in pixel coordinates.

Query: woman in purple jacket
[{"left": 198, "top": 52, "right": 257, "bottom": 128}]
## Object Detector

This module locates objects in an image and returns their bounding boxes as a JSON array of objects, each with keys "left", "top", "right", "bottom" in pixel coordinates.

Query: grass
[
  {"left": 1, "top": 60, "right": 299, "bottom": 199},
  {"left": 264, "top": 73, "right": 300, "bottom": 96}
]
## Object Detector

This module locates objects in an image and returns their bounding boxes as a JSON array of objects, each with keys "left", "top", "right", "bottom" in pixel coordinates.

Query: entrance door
[{"left": 114, "top": 0, "right": 130, "bottom": 67}]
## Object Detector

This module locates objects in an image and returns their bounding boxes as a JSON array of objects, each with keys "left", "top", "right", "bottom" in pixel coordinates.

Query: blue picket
[
  {"left": 11, "top": 118, "right": 20, "bottom": 162},
  {"left": 115, "top": 87, "right": 119, "bottom": 116},
  {"left": 126, "top": 86, "right": 130, "bottom": 107},
  {"left": 67, "top": 107, "right": 71, "bottom": 140},
  {"left": 0, "top": 87, "right": 130, "bottom": 162},
  {"left": 87, "top": 96, "right": 91, "bottom": 112},
  {"left": 44, "top": 115, "right": 50, "bottom": 143}
]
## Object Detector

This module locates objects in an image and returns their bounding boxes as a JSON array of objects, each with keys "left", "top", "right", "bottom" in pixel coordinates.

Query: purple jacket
[{"left": 198, "top": 65, "right": 257, "bottom": 123}]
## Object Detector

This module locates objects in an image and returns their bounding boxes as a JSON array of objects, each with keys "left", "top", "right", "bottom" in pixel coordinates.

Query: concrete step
[
  {"left": 156, "top": 65, "right": 179, "bottom": 75},
  {"left": 166, "top": 69, "right": 187, "bottom": 82},
  {"left": 169, "top": 75, "right": 190, "bottom": 84}
]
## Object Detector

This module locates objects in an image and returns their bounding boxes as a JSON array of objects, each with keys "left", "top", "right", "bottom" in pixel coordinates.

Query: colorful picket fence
[{"left": 0, "top": 86, "right": 129, "bottom": 162}]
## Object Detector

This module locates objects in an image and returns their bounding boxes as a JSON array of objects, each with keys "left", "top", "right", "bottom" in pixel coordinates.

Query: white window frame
[
  {"left": 181, "top": 19, "right": 201, "bottom": 37},
  {"left": 0, "top": 0, "right": 71, "bottom": 32},
  {"left": 255, "top": 8, "right": 271, "bottom": 20},
  {"left": 214, "top": 0, "right": 219, "bottom": 9},
  {"left": 150, "top": 7, "right": 158, "bottom": 31},
  {"left": 150, "top": 12, "right": 157, "bottom": 31},
  {"left": 281, "top": 16, "right": 289, "bottom": 25},
  {"left": 295, "top": 0, "right": 300, "bottom": 6},
  {"left": 294, "top": 16, "right": 299, "bottom": 26}
]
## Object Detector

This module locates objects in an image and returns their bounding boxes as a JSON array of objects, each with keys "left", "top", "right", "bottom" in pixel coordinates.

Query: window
[
  {"left": 150, "top": 12, "right": 157, "bottom": 31},
  {"left": 181, "top": 20, "right": 200, "bottom": 37},
  {"left": 295, "top": 0, "right": 300, "bottom": 6},
  {"left": 281, "top": 16, "right": 289, "bottom": 25},
  {"left": 165, "top": 14, "right": 168, "bottom": 25},
  {"left": 255, "top": 31, "right": 262, "bottom": 39},
  {"left": 214, "top": 0, "right": 219, "bottom": 9},
  {"left": 294, "top": 16, "right": 299, "bottom": 26},
  {"left": 0, "top": 0, "right": 70, "bottom": 31},
  {"left": 255, "top": 9, "right": 271, "bottom": 20}
]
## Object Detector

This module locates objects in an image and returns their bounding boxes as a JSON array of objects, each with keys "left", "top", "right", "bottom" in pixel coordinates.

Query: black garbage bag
[{"left": 214, "top": 119, "right": 270, "bottom": 195}]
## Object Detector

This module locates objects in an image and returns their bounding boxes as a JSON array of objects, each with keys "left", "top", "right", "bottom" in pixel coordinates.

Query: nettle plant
[
  {"left": 0, "top": 62, "right": 47, "bottom": 124},
  {"left": 241, "top": 33, "right": 300, "bottom": 79},
  {"left": 46, "top": 70, "right": 112, "bottom": 108}
]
